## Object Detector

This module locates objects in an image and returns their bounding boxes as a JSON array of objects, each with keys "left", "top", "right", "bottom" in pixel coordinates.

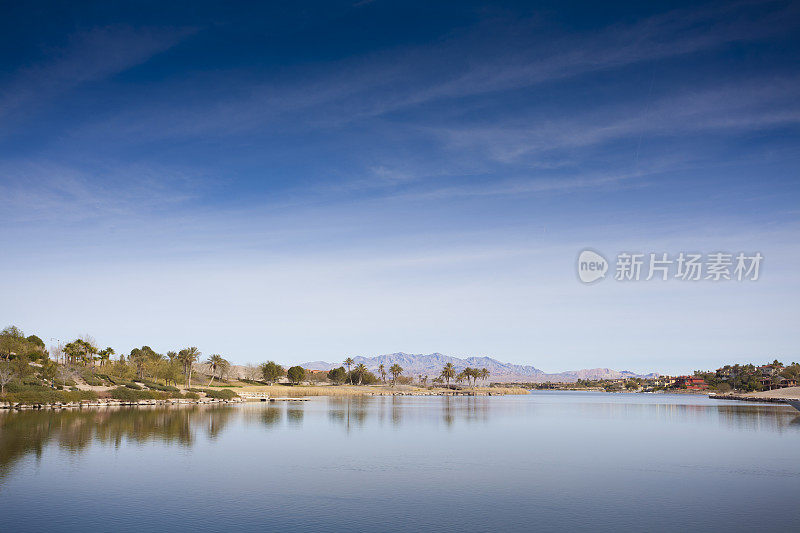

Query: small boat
[{"left": 786, "top": 399, "right": 800, "bottom": 412}]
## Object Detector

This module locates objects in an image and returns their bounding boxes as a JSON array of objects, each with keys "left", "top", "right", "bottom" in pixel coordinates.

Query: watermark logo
[
  {"left": 577, "top": 249, "right": 608, "bottom": 284},
  {"left": 577, "top": 250, "right": 763, "bottom": 284}
]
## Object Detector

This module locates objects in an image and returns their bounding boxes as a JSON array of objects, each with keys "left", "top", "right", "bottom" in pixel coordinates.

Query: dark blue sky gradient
[{"left": 1, "top": 1, "right": 798, "bottom": 371}]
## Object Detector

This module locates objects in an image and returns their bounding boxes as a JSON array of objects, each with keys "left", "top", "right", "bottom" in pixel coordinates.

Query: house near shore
[
  {"left": 758, "top": 364, "right": 783, "bottom": 376},
  {"left": 675, "top": 376, "right": 707, "bottom": 390},
  {"left": 759, "top": 376, "right": 797, "bottom": 390}
]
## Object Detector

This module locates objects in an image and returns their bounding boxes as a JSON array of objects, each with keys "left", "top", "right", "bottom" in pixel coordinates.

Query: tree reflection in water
[
  {"left": 0, "top": 405, "right": 235, "bottom": 481},
  {"left": 2, "top": 397, "right": 797, "bottom": 483}
]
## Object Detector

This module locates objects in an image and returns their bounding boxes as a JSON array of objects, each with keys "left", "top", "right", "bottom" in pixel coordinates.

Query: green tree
[
  {"left": 389, "top": 364, "right": 403, "bottom": 386},
  {"left": 353, "top": 363, "right": 368, "bottom": 385},
  {"left": 480, "top": 368, "right": 490, "bottom": 385},
  {"left": 260, "top": 361, "right": 285, "bottom": 384},
  {"left": 344, "top": 357, "right": 354, "bottom": 384},
  {"left": 98, "top": 347, "right": 115, "bottom": 367},
  {"left": 178, "top": 347, "right": 201, "bottom": 387},
  {"left": 129, "top": 348, "right": 148, "bottom": 379},
  {"left": 378, "top": 363, "right": 386, "bottom": 383},
  {"left": 12, "top": 355, "right": 33, "bottom": 381},
  {"left": 155, "top": 359, "right": 181, "bottom": 386},
  {"left": 39, "top": 357, "right": 58, "bottom": 386},
  {"left": 287, "top": 366, "right": 306, "bottom": 384},
  {"left": 440, "top": 362, "right": 455, "bottom": 387},
  {"left": 0, "top": 361, "right": 17, "bottom": 394},
  {"left": 327, "top": 366, "right": 346, "bottom": 384},
  {"left": 206, "top": 354, "right": 230, "bottom": 385},
  {"left": 0, "top": 325, "right": 25, "bottom": 360},
  {"left": 26, "top": 334, "right": 45, "bottom": 348}
]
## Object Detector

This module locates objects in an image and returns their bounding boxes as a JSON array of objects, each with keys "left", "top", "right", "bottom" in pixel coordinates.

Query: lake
[{"left": 1, "top": 392, "right": 799, "bottom": 532}]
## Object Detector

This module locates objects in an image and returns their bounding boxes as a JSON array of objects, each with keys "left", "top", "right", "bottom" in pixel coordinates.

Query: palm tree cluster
[
  {"left": 63, "top": 339, "right": 99, "bottom": 366},
  {"left": 439, "top": 362, "right": 455, "bottom": 386},
  {"left": 441, "top": 364, "right": 490, "bottom": 388},
  {"left": 389, "top": 363, "right": 403, "bottom": 385},
  {"left": 456, "top": 367, "right": 490, "bottom": 387},
  {"left": 41, "top": 335, "right": 216, "bottom": 389}
]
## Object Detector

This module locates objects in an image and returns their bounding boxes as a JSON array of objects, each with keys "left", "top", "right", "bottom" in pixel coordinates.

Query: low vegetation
[
  {"left": 2, "top": 383, "right": 98, "bottom": 404},
  {"left": 1, "top": 324, "right": 525, "bottom": 405}
]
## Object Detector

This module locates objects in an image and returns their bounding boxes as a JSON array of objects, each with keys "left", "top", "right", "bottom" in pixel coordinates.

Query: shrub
[
  {"left": 140, "top": 380, "right": 179, "bottom": 392},
  {"left": 2, "top": 384, "right": 98, "bottom": 404},
  {"left": 203, "top": 389, "right": 238, "bottom": 400},
  {"left": 108, "top": 387, "right": 197, "bottom": 401},
  {"left": 109, "top": 387, "right": 161, "bottom": 401}
]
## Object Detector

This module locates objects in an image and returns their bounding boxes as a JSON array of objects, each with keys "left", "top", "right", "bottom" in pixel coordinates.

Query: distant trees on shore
[{"left": 2, "top": 324, "right": 497, "bottom": 400}]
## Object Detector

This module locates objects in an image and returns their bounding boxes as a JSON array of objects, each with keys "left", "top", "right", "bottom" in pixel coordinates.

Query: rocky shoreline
[
  {"left": 0, "top": 397, "right": 245, "bottom": 410},
  {"left": 711, "top": 394, "right": 793, "bottom": 404}
]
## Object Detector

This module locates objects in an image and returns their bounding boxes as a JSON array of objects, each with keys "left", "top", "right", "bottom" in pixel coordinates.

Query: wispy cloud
[
  {"left": 431, "top": 76, "right": 800, "bottom": 163},
  {"left": 70, "top": 1, "right": 799, "bottom": 142},
  {"left": 0, "top": 160, "right": 202, "bottom": 224},
  {"left": 0, "top": 25, "right": 194, "bottom": 127}
]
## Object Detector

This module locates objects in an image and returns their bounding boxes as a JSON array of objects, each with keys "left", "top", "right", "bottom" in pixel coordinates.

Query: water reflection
[
  {"left": 322, "top": 396, "right": 492, "bottom": 432},
  {"left": 0, "top": 405, "right": 235, "bottom": 481},
  {"left": 1, "top": 395, "right": 798, "bottom": 484}
]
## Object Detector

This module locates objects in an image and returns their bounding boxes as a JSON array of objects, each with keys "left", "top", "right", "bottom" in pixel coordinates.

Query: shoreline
[
  {"left": 1, "top": 384, "right": 529, "bottom": 409},
  {"left": 234, "top": 384, "right": 528, "bottom": 398},
  {"left": 0, "top": 397, "right": 246, "bottom": 410}
]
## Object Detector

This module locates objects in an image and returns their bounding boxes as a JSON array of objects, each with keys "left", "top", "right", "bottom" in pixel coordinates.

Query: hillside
[{"left": 300, "top": 353, "right": 658, "bottom": 383}]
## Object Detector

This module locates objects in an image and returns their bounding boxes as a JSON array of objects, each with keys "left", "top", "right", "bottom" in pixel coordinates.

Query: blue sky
[{"left": 1, "top": 0, "right": 799, "bottom": 374}]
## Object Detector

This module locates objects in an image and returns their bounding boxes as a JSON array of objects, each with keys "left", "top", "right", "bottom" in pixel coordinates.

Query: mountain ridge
[{"left": 300, "top": 352, "right": 658, "bottom": 383}]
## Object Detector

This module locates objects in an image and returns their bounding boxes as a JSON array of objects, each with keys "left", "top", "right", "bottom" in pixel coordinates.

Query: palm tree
[
  {"left": 344, "top": 357, "right": 354, "bottom": 384},
  {"left": 468, "top": 367, "right": 480, "bottom": 388},
  {"left": 389, "top": 364, "right": 403, "bottom": 386},
  {"left": 354, "top": 363, "right": 368, "bottom": 385},
  {"left": 98, "top": 347, "right": 114, "bottom": 367},
  {"left": 480, "top": 368, "right": 489, "bottom": 385},
  {"left": 206, "top": 354, "right": 229, "bottom": 385},
  {"left": 71, "top": 339, "right": 96, "bottom": 367},
  {"left": 462, "top": 367, "right": 475, "bottom": 387},
  {"left": 129, "top": 348, "right": 146, "bottom": 379},
  {"left": 440, "top": 362, "right": 455, "bottom": 387},
  {"left": 178, "top": 347, "right": 201, "bottom": 387},
  {"left": 378, "top": 364, "right": 386, "bottom": 383}
]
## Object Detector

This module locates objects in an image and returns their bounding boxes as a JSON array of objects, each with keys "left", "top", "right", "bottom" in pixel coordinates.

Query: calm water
[{"left": 1, "top": 392, "right": 799, "bottom": 532}]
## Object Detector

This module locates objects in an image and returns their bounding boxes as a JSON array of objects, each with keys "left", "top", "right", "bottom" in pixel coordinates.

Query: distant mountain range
[{"left": 300, "top": 352, "right": 658, "bottom": 383}]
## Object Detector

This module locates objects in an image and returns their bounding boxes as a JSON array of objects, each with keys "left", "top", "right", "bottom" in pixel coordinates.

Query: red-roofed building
[{"left": 675, "top": 376, "right": 708, "bottom": 390}]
